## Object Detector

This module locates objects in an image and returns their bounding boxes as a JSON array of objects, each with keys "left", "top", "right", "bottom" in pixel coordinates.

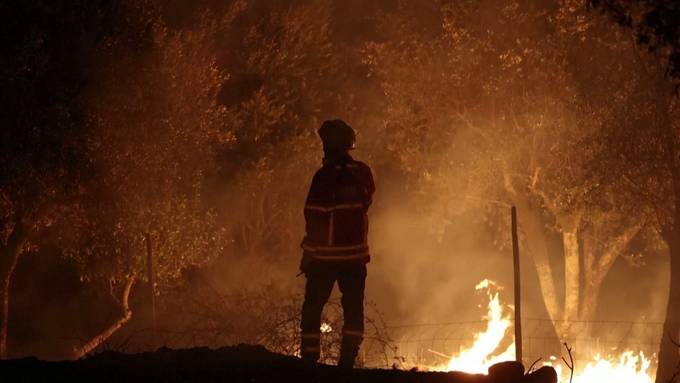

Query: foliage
[
  {"left": 589, "top": 0, "right": 680, "bottom": 83},
  {"left": 0, "top": 0, "right": 120, "bottom": 359},
  {"left": 3, "top": 0, "right": 680, "bottom": 368},
  {"left": 363, "top": 0, "right": 654, "bottom": 341},
  {"left": 61, "top": 1, "right": 230, "bottom": 292}
]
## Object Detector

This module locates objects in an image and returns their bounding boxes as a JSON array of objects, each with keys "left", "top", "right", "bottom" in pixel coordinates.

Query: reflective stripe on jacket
[{"left": 302, "top": 158, "right": 374, "bottom": 264}]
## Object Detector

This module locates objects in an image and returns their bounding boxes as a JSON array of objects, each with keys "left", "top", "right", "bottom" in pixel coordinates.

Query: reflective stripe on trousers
[
  {"left": 300, "top": 267, "right": 366, "bottom": 362},
  {"left": 304, "top": 203, "right": 364, "bottom": 212},
  {"left": 301, "top": 332, "right": 321, "bottom": 359},
  {"left": 342, "top": 329, "right": 364, "bottom": 338}
]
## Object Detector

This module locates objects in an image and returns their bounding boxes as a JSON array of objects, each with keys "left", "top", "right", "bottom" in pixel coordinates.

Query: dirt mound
[{"left": 0, "top": 344, "right": 488, "bottom": 383}]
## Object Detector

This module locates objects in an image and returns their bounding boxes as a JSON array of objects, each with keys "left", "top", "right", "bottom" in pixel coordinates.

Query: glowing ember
[
  {"left": 432, "top": 280, "right": 655, "bottom": 382},
  {"left": 320, "top": 322, "right": 333, "bottom": 333}
]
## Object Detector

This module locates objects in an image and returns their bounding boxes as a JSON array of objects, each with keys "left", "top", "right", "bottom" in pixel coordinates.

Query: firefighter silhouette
[{"left": 299, "top": 119, "right": 375, "bottom": 368}]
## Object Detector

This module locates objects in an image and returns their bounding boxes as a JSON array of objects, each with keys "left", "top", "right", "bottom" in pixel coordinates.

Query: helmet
[{"left": 317, "top": 119, "right": 356, "bottom": 150}]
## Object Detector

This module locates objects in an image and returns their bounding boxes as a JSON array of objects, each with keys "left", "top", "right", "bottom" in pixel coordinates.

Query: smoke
[
  {"left": 7, "top": 0, "right": 673, "bottom": 360},
  {"left": 148, "top": 0, "right": 671, "bottom": 340}
]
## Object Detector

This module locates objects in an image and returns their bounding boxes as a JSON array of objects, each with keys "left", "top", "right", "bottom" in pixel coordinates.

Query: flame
[
  {"left": 573, "top": 352, "right": 652, "bottom": 383},
  {"left": 432, "top": 280, "right": 655, "bottom": 382},
  {"left": 444, "top": 279, "right": 514, "bottom": 374}
]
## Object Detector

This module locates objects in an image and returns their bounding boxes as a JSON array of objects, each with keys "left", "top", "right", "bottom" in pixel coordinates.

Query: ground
[{"left": 0, "top": 344, "right": 491, "bottom": 383}]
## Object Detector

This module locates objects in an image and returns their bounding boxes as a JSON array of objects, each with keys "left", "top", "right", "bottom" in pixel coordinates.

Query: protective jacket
[{"left": 301, "top": 154, "right": 375, "bottom": 268}]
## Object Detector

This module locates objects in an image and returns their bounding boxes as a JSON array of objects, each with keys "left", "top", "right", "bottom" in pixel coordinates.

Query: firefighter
[{"left": 299, "top": 119, "right": 375, "bottom": 369}]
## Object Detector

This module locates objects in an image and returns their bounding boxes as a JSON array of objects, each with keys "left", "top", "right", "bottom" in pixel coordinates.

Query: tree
[
  {"left": 588, "top": 1, "right": 680, "bottom": 380},
  {"left": 589, "top": 0, "right": 680, "bottom": 84},
  {"left": 365, "top": 0, "right": 647, "bottom": 345},
  {"left": 495, "top": 1, "right": 648, "bottom": 340},
  {"left": 598, "top": 55, "right": 680, "bottom": 383},
  {"left": 0, "top": 0, "right": 115, "bottom": 359},
  {"left": 64, "top": 1, "right": 230, "bottom": 357}
]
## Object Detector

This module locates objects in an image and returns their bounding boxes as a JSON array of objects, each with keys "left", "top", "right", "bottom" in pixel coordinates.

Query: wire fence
[
  {"left": 361, "top": 318, "right": 664, "bottom": 368},
  {"left": 98, "top": 316, "right": 663, "bottom": 372}
]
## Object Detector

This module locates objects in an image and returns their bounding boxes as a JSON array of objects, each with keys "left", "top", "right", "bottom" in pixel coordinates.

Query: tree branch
[
  {"left": 595, "top": 220, "right": 643, "bottom": 276},
  {"left": 72, "top": 274, "right": 137, "bottom": 359},
  {"left": 1, "top": 217, "right": 27, "bottom": 275}
]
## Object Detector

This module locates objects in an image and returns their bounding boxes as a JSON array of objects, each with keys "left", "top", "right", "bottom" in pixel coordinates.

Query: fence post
[
  {"left": 145, "top": 232, "right": 157, "bottom": 349},
  {"left": 511, "top": 206, "right": 523, "bottom": 363}
]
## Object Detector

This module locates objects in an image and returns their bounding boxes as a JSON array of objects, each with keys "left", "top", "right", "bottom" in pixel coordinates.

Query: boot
[
  {"left": 337, "top": 352, "right": 356, "bottom": 370},
  {"left": 301, "top": 352, "right": 319, "bottom": 364},
  {"left": 338, "top": 336, "right": 360, "bottom": 369},
  {"left": 338, "top": 339, "right": 359, "bottom": 370},
  {"left": 300, "top": 339, "right": 320, "bottom": 364}
]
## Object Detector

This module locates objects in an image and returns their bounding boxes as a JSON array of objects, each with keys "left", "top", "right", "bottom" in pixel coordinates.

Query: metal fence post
[
  {"left": 145, "top": 232, "right": 157, "bottom": 349},
  {"left": 511, "top": 206, "right": 523, "bottom": 363}
]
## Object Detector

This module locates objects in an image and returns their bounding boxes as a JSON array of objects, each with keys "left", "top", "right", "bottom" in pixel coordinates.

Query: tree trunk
[
  {"left": 0, "top": 220, "right": 26, "bottom": 360},
  {"left": 654, "top": 76, "right": 680, "bottom": 383},
  {"left": 580, "top": 233, "right": 598, "bottom": 325},
  {"left": 72, "top": 276, "right": 136, "bottom": 359},
  {"left": 562, "top": 229, "right": 580, "bottom": 324},
  {"left": 0, "top": 264, "right": 17, "bottom": 360},
  {"left": 656, "top": 234, "right": 680, "bottom": 383},
  {"left": 580, "top": 223, "right": 642, "bottom": 326},
  {"left": 513, "top": 196, "right": 562, "bottom": 322},
  {"left": 580, "top": 274, "right": 604, "bottom": 327}
]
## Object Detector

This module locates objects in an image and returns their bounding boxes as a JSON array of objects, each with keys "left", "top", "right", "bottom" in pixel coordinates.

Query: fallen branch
[
  {"left": 426, "top": 349, "right": 452, "bottom": 359},
  {"left": 72, "top": 275, "right": 136, "bottom": 359},
  {"left": 526, "top": 357, "right": 542, "bottom": 375},
  {"left": 561, "top": 342, "right": 574, "bottom": 383}
]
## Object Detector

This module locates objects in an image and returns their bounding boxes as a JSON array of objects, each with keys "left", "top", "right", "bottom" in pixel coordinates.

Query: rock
[
  {"left": 488, "top": 361, "right": 524, "bottom": 383},
  {"left": 524, "top": 366, "right": 558, "bottom": 383}
]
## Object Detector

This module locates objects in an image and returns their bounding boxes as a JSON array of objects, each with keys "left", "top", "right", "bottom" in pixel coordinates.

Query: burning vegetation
[
  {"left": 431, "top": 280, "right": 656, "bottom": 382},
  {"left": 2, "top": 0, "right": 680, "bottom": 382}
]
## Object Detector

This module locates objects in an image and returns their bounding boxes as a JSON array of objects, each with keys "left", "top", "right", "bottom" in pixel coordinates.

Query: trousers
[{"left": 300, "top": 265, "right": 366, "bottom": 367}]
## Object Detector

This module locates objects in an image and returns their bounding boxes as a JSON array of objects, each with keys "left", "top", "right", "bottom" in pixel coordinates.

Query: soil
[
  {"left": 0, "top": 344, "right": 490, "bottom": 383},
  {"left": 0, "top": 344, "right": 557, "bottom": 383}
]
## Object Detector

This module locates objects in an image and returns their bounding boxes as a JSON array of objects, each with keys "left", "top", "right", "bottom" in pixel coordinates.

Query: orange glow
[
  {"left": 430, "top": 280, "right": 655, "bottom": 382},
  {"left": 441, "top": 279, "right": 515, "bottom": 374}
]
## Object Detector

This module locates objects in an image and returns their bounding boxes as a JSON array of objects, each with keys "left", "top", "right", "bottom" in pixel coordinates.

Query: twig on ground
[
  {"left": 526, "top": 357, "right": 542, "bottom": 375},
  {"left": 426, "top": 349, "right": 452, "bottom": 359},
  {"left": 561, "top": 342, "right": 574, "bottom": 383}
]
